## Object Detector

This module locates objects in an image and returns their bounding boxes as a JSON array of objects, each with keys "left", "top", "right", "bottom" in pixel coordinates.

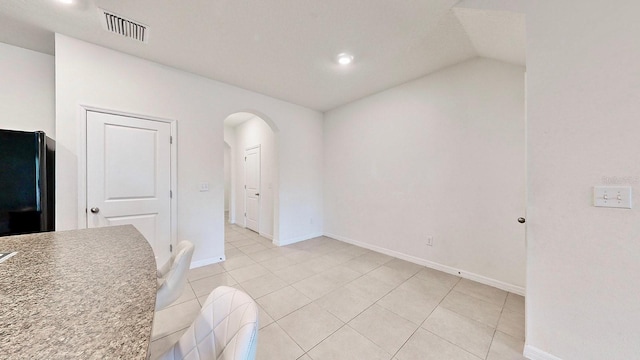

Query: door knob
[
  {"left": 90, "top": 207, "right": 100, "bottom": 214},
  {"left": 517, "top": 217, "right": 526, "bottom": 224},
  {"left": 255, "top": 193, "right": 260, "bottom": 196}
]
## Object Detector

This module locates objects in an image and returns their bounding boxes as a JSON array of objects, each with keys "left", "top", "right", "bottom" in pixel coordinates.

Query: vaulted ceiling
[{"left": 0, "top": 0, "right": 524, "bottom": 112}]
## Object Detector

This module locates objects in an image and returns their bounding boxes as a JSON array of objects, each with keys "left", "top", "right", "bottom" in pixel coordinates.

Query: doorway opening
[{"left": 223, "top": 112, "right": 278, "bottom": 255}]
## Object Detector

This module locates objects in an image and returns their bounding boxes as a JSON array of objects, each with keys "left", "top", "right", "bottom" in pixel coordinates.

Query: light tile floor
[{"left": 149, "top": 222, "right": 526, "bottom": 360}]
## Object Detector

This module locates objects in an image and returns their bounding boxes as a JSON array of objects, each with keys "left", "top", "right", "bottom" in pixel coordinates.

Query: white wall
[
  {"left": 525, "top": 1, "right": 640, "bottom": 359},
  {"left": 324, "top": 58, "right": 526, "bottom": 292},
  {"left": 224, "top": 143, "right": 231, "bottom": 212},
  {"left": 224, "top": 125, "right": 237, "bottom": 223},
  {"left": 231, "top": 116, "right": 277, "bottom": 239},
  {"left": 0, "top": 42, "right": 55, "bottom": 137},
  {"left": 55, "top": 34, "right": 323, "bottom": 265}
]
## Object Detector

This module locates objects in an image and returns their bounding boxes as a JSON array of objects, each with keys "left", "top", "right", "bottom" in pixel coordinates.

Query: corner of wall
[{"left": 275, "top": 232, "right": 324, "bottom": 247}]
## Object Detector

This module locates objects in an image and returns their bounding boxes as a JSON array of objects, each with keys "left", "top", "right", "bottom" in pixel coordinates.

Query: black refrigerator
[{"left": 0, "top": 129, "right": 55, "bottom": 236}]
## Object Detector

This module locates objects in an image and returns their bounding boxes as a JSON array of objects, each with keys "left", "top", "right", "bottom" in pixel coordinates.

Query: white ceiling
[
  {"left": 224, "top": 112, "right": 257, "bottom": 128},
  {"left": 0, "top": 0, "right": 525, "bottom": 112},
  {"left": 453, "top": 8, "right": 525, "bottom": 66}
]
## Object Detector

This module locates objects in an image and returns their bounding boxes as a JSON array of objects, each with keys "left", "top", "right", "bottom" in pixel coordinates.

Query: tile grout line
[
  {"left": 220, "top": 227, "right": 521, "bottom": 360},
  {"left": 263, "top": 254, "right": 397, "bottom": 359},
  {"left": 482, "top": 290, "right": 510, "bottom": 359},
  {"left": 398, "top": 277, "right": 509, "bottom": 360},
  {"left": 338, "top": 270, "right": 427, "bottom": 359},
  {"left": 388, "top": 276, "right": 463, "bottom": 359},
  {"left": 291, "top": 265, "right": 443, "bottom": 360},
  {"left": 421, "top": 328, "right": 484, "bottom": 360},
  {"left": 227, "top": 231, "right": 448, "bottom": 359},
  {"left": 232, "top": 236, "right": 377, "bottom": 322},
  {"left": 296, "top": 263, "right": 403, "bottom": 359}
]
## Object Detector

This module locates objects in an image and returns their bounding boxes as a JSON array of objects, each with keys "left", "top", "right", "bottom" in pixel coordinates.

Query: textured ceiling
[{"left": 0, "top": 0, "right": 525, "bottom": 112}]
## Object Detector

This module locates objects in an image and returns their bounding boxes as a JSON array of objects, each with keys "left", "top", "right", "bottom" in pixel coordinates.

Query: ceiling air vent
[{"left": 99, "top": 9, "right": 149, "bottom": 43}]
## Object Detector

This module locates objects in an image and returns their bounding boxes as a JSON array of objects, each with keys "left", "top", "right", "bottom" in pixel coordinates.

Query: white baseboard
[
  {"left": 276, "top": 232, "right": 324, "bottom": 246},
  {"left": 523, "top": 345, "right": 563, "bottom": 360},
  {"left": 325, "top": 232, "right": 525, "bottom": 296},
  {"left": 259, "top": 232, "right": 273, "bottom": 240},
  {"left": 190, "top": 255, "right": 225, "bottom": 269}
]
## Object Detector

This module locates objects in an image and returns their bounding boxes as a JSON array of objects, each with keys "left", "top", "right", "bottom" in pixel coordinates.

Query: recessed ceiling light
[
  {"left": 58, "top": 0, "right": 73, "bottom": 4},
  {"left": 337, "top": 53, "right": 354, "bottom": 65}
]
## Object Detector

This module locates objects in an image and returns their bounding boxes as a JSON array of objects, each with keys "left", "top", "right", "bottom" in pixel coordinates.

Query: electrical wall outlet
[{"left": 426, "top": 236, "right": 434, "bottom": 246}]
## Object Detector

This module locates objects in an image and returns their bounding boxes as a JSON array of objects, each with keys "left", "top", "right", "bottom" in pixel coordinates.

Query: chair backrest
[
  {"left": 156, "top": 240, "right": 195, "bottom": 311},
  {"left": 158, "top": 286, "right": 259, "bottom": 360}
]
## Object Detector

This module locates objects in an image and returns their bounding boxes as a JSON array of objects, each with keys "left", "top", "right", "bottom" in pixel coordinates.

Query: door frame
[
  {"left": 243, "top": 144, "right": 261, "bottom": 231},
  {"left": 77, "top": 105, "right": 178, "bottom": 253}
]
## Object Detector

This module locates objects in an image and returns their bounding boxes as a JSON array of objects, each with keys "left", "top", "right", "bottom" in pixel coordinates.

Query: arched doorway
[{"left": 223, "top": 112, "right": 279, "bottom": 251}]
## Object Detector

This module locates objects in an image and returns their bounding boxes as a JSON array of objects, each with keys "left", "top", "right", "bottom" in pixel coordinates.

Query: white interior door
[
  {"left": 86, "top": 111, "right": 172, "bottom": 266},
  {"left": 244, "top": 146, "right": 260, "bottom": 233}
]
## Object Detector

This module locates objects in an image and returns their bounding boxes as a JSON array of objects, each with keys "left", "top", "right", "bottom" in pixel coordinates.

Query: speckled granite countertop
[{"left": 0, "top": 225, "right": 157, "bottom": 359}]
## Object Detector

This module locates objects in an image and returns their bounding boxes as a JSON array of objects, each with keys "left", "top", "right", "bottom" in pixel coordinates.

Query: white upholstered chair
[
  {"left": 157, "top": 286, "right": 259, "bottom": 360},
  {"left": 156, "top": 240, "right": 195, "bottom": 311}
]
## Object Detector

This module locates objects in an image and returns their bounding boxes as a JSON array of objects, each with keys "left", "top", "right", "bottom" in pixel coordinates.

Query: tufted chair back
[
  {"left": 158, "top": 286, "right": 259, "bottom": 360},
  {"left": 156, "top": 240, "right": 195, "bottom": 311}
]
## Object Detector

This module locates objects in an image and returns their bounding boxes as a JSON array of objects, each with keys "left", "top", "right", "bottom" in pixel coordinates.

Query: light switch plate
[
  {"left": 199, "top": 182, "right": 209, "bottom": 192},
  {"left": 594, "top": 186, "right": 632, "bottom": 209}
]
